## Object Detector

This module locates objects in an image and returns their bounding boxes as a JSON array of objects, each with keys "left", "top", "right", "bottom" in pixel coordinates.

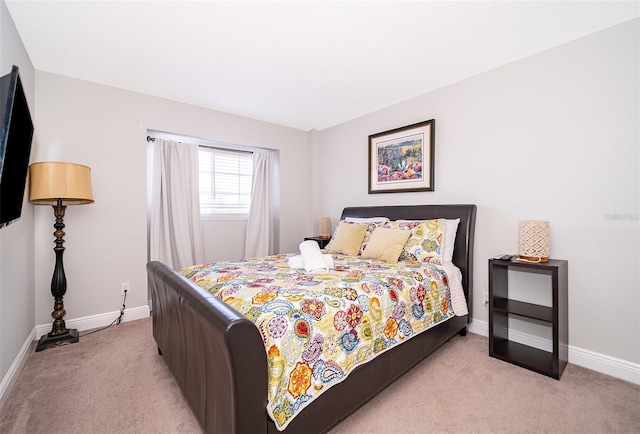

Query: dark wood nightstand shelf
[
  {"left": 489, "top": 258, "right": 568, "bottom": 380},
  {"left": 304, "top": 236, "right": 331, "bottom": 249}
]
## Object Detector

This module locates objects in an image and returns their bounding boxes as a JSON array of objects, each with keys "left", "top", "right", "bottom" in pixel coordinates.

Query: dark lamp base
[{"left": 35, "top": 328, "right": 79, "bottom": 352}]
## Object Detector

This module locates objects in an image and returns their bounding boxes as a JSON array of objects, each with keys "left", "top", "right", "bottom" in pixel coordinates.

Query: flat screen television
[{"left": 0, "top": 65, "right": 34, "bottom": 228}]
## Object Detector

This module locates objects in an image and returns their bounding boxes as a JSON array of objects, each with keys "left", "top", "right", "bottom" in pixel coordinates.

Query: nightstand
[
  {"left": 488, "top": 258, "right": 568, "bottom": 379},
  {"left": 304, "top": 236, "right": 331, "bottom": 249}
]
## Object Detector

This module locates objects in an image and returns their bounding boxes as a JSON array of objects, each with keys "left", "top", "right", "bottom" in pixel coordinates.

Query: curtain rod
[{"left": 146, "top": 135, "right": 253, "bottom": 154}]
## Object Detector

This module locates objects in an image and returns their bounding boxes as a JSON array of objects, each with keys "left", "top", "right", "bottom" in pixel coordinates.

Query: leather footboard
[{"left": 147, "top": 261, "right": 268, "bottom": 434}]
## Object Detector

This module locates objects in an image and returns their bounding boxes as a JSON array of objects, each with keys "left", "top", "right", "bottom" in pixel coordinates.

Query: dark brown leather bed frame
[{"left": 147, "top": 204, "right": 476, "bottom": 433}]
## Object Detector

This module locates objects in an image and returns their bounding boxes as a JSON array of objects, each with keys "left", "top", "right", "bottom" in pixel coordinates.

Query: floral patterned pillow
[{"left": 385, "top": 219, "right": 446, "bottom": 264}]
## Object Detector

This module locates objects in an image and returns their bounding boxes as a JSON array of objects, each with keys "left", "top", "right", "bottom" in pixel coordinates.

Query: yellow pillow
[
  {"left": 361, "top": 227, "right": 411, "bottom": 263},
  {"left": 325, "top": 221, "right": 368, "bottom": 256}
]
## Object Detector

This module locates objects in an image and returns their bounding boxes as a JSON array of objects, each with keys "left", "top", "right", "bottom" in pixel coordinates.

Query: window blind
[{"left": 198, "top": 147, "right": 253, "bottom": 217}]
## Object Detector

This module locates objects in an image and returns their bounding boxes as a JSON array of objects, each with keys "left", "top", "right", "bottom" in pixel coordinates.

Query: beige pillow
[
  {"left": 325, "top": 221, "right": 368, "bottom": 256},
  {"left": 361, "top": 227, "right": 411, "bottom": 263}
]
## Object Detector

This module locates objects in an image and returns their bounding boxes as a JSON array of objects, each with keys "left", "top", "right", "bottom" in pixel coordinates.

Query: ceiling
[{"left": 5, "top": 1, "right": 639, "bottom": 131}]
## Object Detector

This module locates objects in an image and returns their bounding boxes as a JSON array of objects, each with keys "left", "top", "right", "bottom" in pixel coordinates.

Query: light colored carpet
[{"left": 1, "top": 317, "right": 638, "bottom": 434}]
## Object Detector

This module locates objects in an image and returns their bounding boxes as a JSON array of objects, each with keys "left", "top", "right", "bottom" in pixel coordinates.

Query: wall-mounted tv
[{"left": 0, "top": 65, "right": 34, "bottom": 228}]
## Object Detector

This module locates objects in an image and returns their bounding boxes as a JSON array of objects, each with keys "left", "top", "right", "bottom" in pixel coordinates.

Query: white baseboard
[
  {"left": 569, "top": 344, "right": 640, "bottom": 384},
  {"left": 468, "top": 318, "right": 640, "bottom": 385},
  {"left": 36, "top": 305, "right": 150, "bottom": 338},
  {"left": 0, "top": 327, "right": 35, "bottom": 411},
  {"left": 468, "top": 318, "right": 489, "bottom": 337}
]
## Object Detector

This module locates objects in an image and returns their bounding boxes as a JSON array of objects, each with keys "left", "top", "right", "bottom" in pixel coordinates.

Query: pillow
[
  {"left": 395, "top": 218, "right": 459, "bottom": 263},
  {"left": 406, "top": 219, "right": 446, "bottom": 264},
  {"left": 361, "top": 227, "right": 411, "bottom": 263},
  {"left": 358, "top": 221, "right": 389, "bottom": 255},
  {"left": 384, "top": 220, "right": 422, "bottom": 261},
  {"left": 325, "top": 221, "right": 368, "bottom": 256},
  {"left": 344, "top": 216, "right": 390, "bottom": 224},
  {"left": 442, "top": 218, "right": 460, "bottom": 262},
  {"left": 386, "top": 219, "right": 446, "bottom": 264}
]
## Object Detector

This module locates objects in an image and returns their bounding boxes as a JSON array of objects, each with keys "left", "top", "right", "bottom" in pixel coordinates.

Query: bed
[{"left": 147, "top": 204, "right": 476, "bottom": 434}]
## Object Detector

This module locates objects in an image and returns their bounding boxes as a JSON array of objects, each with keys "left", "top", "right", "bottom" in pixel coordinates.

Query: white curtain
[
  {"left": 150, "top": 139, "right": 204, "bottom": 269},
  {"left": 244, "top": 151, "right": 275, "bottom": 258}
]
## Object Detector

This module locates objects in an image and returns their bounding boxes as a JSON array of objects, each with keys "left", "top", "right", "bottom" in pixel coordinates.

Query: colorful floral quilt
[{"left": 179, "top": 254, "right": 459, "bottom": 431}]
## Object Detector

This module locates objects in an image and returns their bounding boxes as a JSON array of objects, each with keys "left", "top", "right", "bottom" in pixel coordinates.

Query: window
[{"left": 198, "top": 147, "right": 253, "bottom": 217}]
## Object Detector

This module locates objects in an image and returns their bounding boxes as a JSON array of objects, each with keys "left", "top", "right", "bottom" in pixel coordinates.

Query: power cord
[
  {"left": 79, "top": 289, "right": 127, "bottom": 337},
  {"left": 116, "top": 289, "right": 127, "bottom": 325}
]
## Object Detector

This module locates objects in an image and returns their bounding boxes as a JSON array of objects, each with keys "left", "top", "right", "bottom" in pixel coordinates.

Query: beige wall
[
  {"left": 0, "top": 0, "right": 36, "bottom": 392},
  {"left": 315, "top": 19, "right": 639, "bottom": 366},
  {"left": 32, "top": 72, "right": 310, "bottom": 324}
]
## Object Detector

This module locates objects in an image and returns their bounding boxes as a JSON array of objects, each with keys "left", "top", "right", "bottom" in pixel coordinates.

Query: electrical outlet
[
  {"left": 120, "top": 282, "right": 131, "bottom": 296},
  {"left": 482, "top": 291, "right": 489, "bottom": 305}
]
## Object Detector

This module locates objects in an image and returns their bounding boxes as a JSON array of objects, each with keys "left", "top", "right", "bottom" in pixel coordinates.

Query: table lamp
[
  {"left": 29, "top": 162, "right": 94, "bottom": 351},
  {"left": 318, "top": 217, "right": 331, "bottom": 239},
  {"left": 518, "top": 220, "right": 550, "bottom": 263}
]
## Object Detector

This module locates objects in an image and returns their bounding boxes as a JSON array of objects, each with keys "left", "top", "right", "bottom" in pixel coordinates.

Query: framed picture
[{"left": 368, "top": 119, "right": 435, "bottom": 194}]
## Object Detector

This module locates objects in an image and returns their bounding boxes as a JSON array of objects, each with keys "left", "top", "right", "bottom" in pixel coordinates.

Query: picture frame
[{"left": 368, "top": 119, "right": 435, "bottom": 194}]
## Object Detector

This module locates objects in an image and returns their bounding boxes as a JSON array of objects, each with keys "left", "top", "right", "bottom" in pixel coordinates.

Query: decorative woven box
[{"left": 518, "top": 220, "right": 550, "bottom": 262}]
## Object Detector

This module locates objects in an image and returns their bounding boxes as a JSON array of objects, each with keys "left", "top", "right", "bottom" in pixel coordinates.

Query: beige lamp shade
[
  {"left": 518, "top": 220, "right": 550, "bottom": 262},
  {"left": 318, "top": 217, "right": 331, "bottom": 238},
  {"left": 29, "top": 162, "right": 94, "bottom": 205}
]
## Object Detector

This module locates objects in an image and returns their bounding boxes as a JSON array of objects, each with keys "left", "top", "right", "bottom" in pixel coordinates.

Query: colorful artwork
[
  {"left": 368, "top": 119, "right": 435, "bottom": 193},
  {"left": 376, "top": 133, "right": 424, "bottom": 183}
]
